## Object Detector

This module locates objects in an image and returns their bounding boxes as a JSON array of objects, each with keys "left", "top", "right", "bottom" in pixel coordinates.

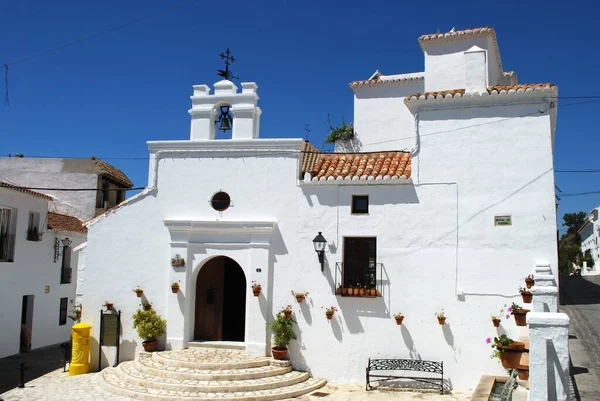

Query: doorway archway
[{"left": 194, "top": 256, "right": 246, "bottom": 341}]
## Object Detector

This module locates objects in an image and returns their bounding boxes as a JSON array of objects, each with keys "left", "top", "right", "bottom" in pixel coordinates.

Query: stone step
[
  {"left": 116, "top": 361, "right": 310, "bottom": 392},
  {"left": 153, "top": 348, "right": 271, "bottom": 370},
  {"left": 188, "top": 341, "right": 246, "bottom": 350},
  {"left": 135, "top": 354, "right": 292, "bottom": 381},
  {"left": 100, "top": 368, "right": 327, "bottom": 401}
]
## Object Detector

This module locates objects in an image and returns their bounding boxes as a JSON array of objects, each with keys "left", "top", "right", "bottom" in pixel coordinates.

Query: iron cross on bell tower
[{"left": 215, "top": 48, "right": 238, "bottom": 132}]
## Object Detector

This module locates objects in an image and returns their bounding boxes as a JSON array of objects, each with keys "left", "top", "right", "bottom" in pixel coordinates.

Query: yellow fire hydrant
[{"left": 70, "top": 322, "right": 92, "bottom": 376}]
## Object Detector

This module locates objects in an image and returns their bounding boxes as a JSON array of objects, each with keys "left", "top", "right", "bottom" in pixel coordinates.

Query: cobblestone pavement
[
  {"left": 559, "top": 275, "right": 600, "bottom": 401},
  {"left": 0, "top": 342, "right": 69, "bottom": 394},
  {"left": 1, "top": 369, "right": 472, "bottom": 401}
]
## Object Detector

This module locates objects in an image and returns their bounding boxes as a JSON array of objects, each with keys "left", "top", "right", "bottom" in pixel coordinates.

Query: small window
[
  {"left": 211, "top": 192, "right": 231, "bottom": 211},
  {"left": 59, "top": 298, "right": 68, "bottom": 325},
  {"left": 352, "top": 195, "right": 369, "bottom": 214},
  {"left": 27, "top": 212, "right": 41, "bottom": 241}
]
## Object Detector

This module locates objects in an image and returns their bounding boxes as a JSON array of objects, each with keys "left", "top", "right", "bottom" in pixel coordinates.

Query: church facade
[{"left": 78, "top": 27, "right": 558, "bottom": 390}]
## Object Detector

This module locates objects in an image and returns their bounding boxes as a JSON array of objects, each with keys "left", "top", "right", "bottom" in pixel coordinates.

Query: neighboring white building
[
  {"left": 78, "top": 27, "right": 559, "bottom": 390},
  {"left": 578, "top": 207, "right": 599, "bottom": 275},
  {"left": 0, "top": 156, "right": 134, "bottom": 221},
  {"left": 0, "top": 182, "right": 86, "bottom": 358}
]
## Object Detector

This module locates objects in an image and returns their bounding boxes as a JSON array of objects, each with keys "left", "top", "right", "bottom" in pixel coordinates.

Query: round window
[{"left": 211, "top": 192, "right": 231, "bottom": 211}]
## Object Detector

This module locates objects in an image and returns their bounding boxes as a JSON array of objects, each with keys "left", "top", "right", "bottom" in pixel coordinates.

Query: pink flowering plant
[
  {"left": 486, "top": 334, "right": 515, "bottom": 351},
  {"left": 324, "top": 306, "right": 338, "bottom": 314},
  {"left": 508, "top": 302, "right": 523, "bottom": 315}
]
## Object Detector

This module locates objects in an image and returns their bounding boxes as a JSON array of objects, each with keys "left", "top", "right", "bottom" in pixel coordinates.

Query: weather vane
[{"left": 217, "top": 48, "right": 238, "bottom": 81}]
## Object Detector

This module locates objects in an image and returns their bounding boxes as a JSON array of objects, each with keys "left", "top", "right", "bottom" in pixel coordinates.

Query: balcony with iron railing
[
  {"left": 0, "top": 233, "right": 15, "bottom": 262},
  {"left": 334, "top": 262, "right": 384, "bottom": 297}
]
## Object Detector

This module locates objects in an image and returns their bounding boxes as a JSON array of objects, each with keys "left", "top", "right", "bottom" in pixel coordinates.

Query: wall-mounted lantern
[{"left": 312, "top": 232, "right": 327, "bottom": 272}]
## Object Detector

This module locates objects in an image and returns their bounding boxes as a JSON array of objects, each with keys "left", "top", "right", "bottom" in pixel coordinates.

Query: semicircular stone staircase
[{"left": 99, "top": 347, "right": 326, "bottom": 400}]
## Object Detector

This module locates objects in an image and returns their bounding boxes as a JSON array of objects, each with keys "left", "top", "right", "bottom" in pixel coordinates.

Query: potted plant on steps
[
  {"left": 487, "top": 334, "right": 526, "bottom": 369},
  {"left": 132, "top": 308, "right": 167, "bottom": 352},
  {"left": 519, "top": 287, "right": 532, "bottom": 303},
  {"left": 269, "top": 313, "right": 296, "bottom": 360},
  {"left": 509, "top": 303, "right": 529, "bottom": 326}
]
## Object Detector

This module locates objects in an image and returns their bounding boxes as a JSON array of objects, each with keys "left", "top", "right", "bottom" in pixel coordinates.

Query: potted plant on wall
[
  {"left": 269, "top": 313, "right": 296, "bottom": 360},
  {"left": 519, "top": 287, "right": 532, "bottom": 303},
  {"left": 171, "top": 254, "right": 185, "bottom": 268},
  {"left": 491, "top": 307, "right": 506, "bottom": 327},
  {"left": 435, "top": 311, "right": 446, "bottom": 325},
  {"left": 279, "top": 305, "right": 293, "bottom": 319},
  {"left": 142, "top": 301, "right": 152, "bottom": 311},
  {"left": 487, "top": 334, "right": 526, "bottom": 369},
  {"left": 393, "top": 313, "right": 405, "bottom": 325},
  {"left": 524, "top": 274, "right": 535, "bottom": 289},
  {"left": 291, "top": 291, "right": 308, "bottom": 303},
  {"left": 132, "top": 308, "right": 167, "bottom": 352},
  {"left": 252, "top": 281, "right": 262, "bottom": 297},
  {"left": 171, "top": 282, "right": 180, "bottom": 294},
  {"left": 323, "top": 306, "right": 337, "bottom": 320},
  {"left": 509, "top": 303, "right": 529, "bottom": 326},
  {"left": 133, "top": 287, "right": 144, "bottom": 298},
  {"left": 104, "top": 301, "right": 114, "bottom": 311}
]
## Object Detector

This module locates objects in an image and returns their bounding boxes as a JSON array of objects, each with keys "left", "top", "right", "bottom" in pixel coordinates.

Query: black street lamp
[{"left": 312, "top": 232, "right": 327, "bottom": 272}]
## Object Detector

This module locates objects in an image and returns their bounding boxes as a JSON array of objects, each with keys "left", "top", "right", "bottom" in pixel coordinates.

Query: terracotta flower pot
[
  {"left": 492, "top": 318, "right": 501, "bottom": 327},
  {"left": 522, "top": 293, "right": 532, "bottom": 304},
  {"left": 142, "top": 340, "right": 158, "bottom": 352},
  {"left": 498, "top": 342, "right": 525, "bottom": 369},
  {"left": 253, "top": 289, "right": 261, "bottom": 297},
  {"left": 135, "top": 291, "right": 143, "bottom": 298},
  {"left": 105, "top": 303, "right": 113, "bottom": 310},
  {"left": 358, "top": 288, "right": 365, "bottom": 296},
  {"left": 525, "top": 278, "right": 534, "bottom": 289},
  {"left": 437, "top": 317, "right": 446, "bottom": 325},
  {"left": 271, "top": 347, "right": 287, "bottom": 360},
  {"left": 75, "top": 311, "right": 82, "bottom": 319},
  {"left": 395, "top": 317, "right": 404, "bottom": 325},
  {"left": 513, "top": 310, "right": 529, "bottom": 326},
  {"left": 341, "top": 287, "right": 348, "bottom": 296},
  {"left": 171, "top": 287, "right": 179, "bottom": 293},
  {"left": 336, "top": 287, "right": 341, "bottom": 295},
  {"left": 296, "top": 296, "right": 305, "bottom": 303},
  {"left": 284, "top": 311, "right": 292, "bottom": 319},
  {"left": 143, "top": 305, "right": 152, "bottom": 311},
  {"left": 375, "top": 289, "right": 381, "bottom": 296},
  {"left": 326, "top": 312, "right": 334, "bottom": 320},
  {"left": 518, "top": 369, "right": 529, "bottom": 380}
]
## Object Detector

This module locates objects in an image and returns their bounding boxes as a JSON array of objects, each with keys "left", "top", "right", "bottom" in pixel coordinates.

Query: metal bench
[{"left": 366, "top": 358, "right": 444, "bottom": 393}]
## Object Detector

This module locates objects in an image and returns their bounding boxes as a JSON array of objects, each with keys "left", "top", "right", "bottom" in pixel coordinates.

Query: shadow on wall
[
  {"left": 560, "top": 275, "right": 600, "bottom": 305},
  {"left": 337, "top": 297, "right": 389, "bottom": 334},
  {"left": 400, "top": 325, "right": 420, "bottom": 360},
  {"left": 288, "top": 320, "right": 310, "bottom": 375},
  {"left": 301, "top": 184, "right": 420, "bottom": 207}
]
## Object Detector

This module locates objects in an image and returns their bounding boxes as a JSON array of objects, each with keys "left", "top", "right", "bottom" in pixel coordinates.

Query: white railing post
[{"left": 528, "top": 312, "right": 570, "bottom": 401}]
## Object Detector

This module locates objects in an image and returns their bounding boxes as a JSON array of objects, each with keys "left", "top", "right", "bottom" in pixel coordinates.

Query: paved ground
[
  {"left": 1, "top": 369, "right": 472, "bottom": 401},
  {"left": 0, "top": 342, "right": 69, "bottom": 394},
  {"left": 559, "top": 274, "right": 600, "bottom": 401}
]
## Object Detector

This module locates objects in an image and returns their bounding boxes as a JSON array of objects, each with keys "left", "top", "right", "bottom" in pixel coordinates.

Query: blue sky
[{"left": 1, "top": 0, "right": 599, "bottom": 230}]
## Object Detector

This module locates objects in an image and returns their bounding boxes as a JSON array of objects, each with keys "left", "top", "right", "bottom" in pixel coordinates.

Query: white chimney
[{"left": 464, "top": 45, "right": 487, "bottom": 94}]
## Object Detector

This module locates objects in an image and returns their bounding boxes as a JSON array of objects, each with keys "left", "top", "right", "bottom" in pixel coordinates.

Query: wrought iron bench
[{"left": 366, "top": 358, "right": 444, "bottom": 393}]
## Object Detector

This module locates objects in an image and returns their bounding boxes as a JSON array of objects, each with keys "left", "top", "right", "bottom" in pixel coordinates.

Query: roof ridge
[{"left": 406, "top": 82, "right": 556, "bottom": 101}]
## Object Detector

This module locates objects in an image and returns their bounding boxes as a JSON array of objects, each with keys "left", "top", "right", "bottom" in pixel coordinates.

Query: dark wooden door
[{"left": 194, "top": 258, "right": 225, "bottom": 340}]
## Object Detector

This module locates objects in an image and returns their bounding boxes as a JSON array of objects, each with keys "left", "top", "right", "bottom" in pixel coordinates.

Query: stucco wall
[
  {"left": 0, "top": 158, "right": 100, "bottom": 221},
  {"left": 81, "top": 96, "right": 557, "bottom": 389},
  {"left": 0, "top": 188, "right": 84, "bottom": 358}
]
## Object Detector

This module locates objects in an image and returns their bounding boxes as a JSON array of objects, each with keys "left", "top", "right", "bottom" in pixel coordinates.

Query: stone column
[
  {"left": 531, "top": 286, "right": 558, "bottom": 313},
  {"left": 528, "top": 312, "right": 570, "bottom": 401},
  {"left": 534, "top": 263, "right": 556, "bottom": 287}
]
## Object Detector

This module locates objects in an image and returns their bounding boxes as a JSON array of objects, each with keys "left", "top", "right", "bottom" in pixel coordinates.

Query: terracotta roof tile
[
  {"left": 300, "top": 141, "right": 321, "bottom": 177},
  {"left": 0, "top": 182, "right": 53, "bottom": 200},
  {"left": 349, "top": 75, "right": 424, "bottom": 87},
  {"left": 306, "top": 152, "right": 412, "bottom": 181},
  {"left": 48, "top": 212, "right": 87, "bottom": 234},
  {"left": 406, "top": 83, "right": 555, "bottom": 100},
  {"left": 91, "top": 157, "right": 133, "bottom": 187},
  {"left": 419, "top": 27, "right": 494, "bottom": 42}
]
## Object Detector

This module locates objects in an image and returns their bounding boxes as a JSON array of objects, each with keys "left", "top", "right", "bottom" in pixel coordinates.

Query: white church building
[{"left": 78, "top": 27, "right": 559, "bottom": 390}]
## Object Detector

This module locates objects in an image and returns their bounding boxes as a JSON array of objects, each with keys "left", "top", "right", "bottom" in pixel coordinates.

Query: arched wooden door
[{"left": 194, "top": 256, "right": 246, "bottom": 341}]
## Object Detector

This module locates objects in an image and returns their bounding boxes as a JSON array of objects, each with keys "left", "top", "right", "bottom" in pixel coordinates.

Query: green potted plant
[
  {"left": 171, "top": 281, "right": 180, "bottom": 293},
  {"left": 509, "top": 302, "right": 529, "bottom": 326},
  {"left": 393, "top": 313, "right": 404, "bottom": 325},
  {"left": 519, "top": 287, "right": 532, "bottom": 304},
  {"left": 291, "top": 291, "right": 308, "bottom": 303},
  {"left": 132, "top": 309, "right": 167, "bottom": 352},
  {"left": 435, "top": 310, "right": 446, "bottom": 325},
  {"left": 133, "top": 286, "right": 144, "bottom": 298},
  {"left": 269, "top": 313, "right": 296, "bottom": 360},
  {"left": 487, "top": 334, "right": 526, "bottom": 369}
]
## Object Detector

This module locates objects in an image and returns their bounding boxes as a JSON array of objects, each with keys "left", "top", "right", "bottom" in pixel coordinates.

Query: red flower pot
[
  {"left": 75, "top": 311, "right": 82, "bottom": 320},
  {"left": 395, "top": 317, "right": 404, "bottom": 325},
  {"left": 253, "top": 288, "right": 261, "bottom": 297},
  {"left": 142, "top": 340, "right": 158, "bottom": 352},
  {"left": 296, "top": 296, "right": 304, "bottom": 303},
  {"left": 525, "top": 278, "right": 534, "bottom": 289},
  {"left": 171, "top": 287, "right": 179, "bottom": 293},
  {"left": 492, "top": 318, "right": 501, "bottom": 327},
  {"left": 341, "top": 288, "right": 348, "bottom": 296},
  {"left": 284, "top": 311, "right": 292, "bottom": 319},
  {"left": 513, "top": 310, "right": 529, "bottom": 326},
  {"left": 498, "top": 342, "right": 525, "bottom": 369},
  {"left": 437, "top": 318, "right": 446, "bottom": 325},
  {"left": 522, "top": 293, "right": 532, "bottom": 304},
  {"left": 518, "top": 369, "right": 529, "bottom": 380},
  {"left": 135, "top": 291, "right": 143, "bottom": 298},
  {"left": 271, "top": 347, "right": 287, "bottom": 360},
  {"left": 326, "top": 312, "right": 334, "bottom": 320}
]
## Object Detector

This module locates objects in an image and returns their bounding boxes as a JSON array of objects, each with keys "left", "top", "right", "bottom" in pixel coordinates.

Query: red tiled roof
[
  {"left": 350, "top": 75, "right": 424, "bottom": 87},
  {"left": 419, "top": 27, "right": 494, "bottom": 42},
  {"left": 91, "top": 157, "right": 134, "bottom": 187},
  {"left": 0, "top": 181, "right": 53, "bottom": 200},
  {"left": 300, "top": 141, "right": 320, "bottom": 175},
  {"left": 48, "top": 212, "right": 87, "bottom": 234},
  {"left": 406, "top": 83, "right": 555, "bottom": 100},
  {"left": 307, "top": 152, "right": 412, "bottom": 181}
]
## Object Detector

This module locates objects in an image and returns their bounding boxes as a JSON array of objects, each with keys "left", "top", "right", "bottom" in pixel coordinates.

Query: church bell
[{"left": 217, "top": 105, "right": 232, "bottom": 132}]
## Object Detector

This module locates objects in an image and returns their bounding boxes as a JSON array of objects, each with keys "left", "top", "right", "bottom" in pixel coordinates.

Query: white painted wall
[
  {"left": 0, "top": 158, "right": 101, "bottom": 221},
  {"left": 0, "top": 188, "right": 85, "bottom": 358},
  {"left": 579, "top": 209, "right": 599, "bottom": 275}
]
